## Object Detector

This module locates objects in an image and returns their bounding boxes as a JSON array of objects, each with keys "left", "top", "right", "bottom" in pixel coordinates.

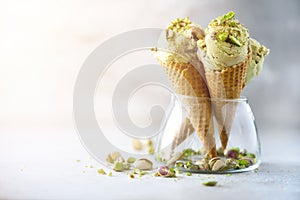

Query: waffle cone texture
[
  {"left": 204, "top": 51, "right": 251, "bottom": 149},
  {"left": 158, "top": 59, "right": 217, "bottom": 158}
]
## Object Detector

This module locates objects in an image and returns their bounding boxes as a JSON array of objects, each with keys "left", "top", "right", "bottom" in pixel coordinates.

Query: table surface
[{"left": 0, "top": 129, "right": 299, "bottom": 200}]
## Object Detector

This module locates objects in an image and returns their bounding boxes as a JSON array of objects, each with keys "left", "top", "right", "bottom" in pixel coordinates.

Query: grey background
[{"left": 1, "top": 0, "right": 299, "bottom": 135}]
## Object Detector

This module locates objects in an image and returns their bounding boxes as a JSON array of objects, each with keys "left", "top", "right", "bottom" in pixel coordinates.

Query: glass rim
[{"left": 174, "top": 94, "right": 248, "bottom": 103}]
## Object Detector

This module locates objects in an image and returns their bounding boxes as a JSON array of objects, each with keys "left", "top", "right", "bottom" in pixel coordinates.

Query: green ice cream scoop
[
  {"left": 245, "top": 38, "right": 269, "bottom": 84},
  {"left": 203, "top": 11, "right": 250, "bottom": 69}
]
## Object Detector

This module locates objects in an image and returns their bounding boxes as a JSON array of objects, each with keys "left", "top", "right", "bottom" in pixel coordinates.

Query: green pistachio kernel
[
  {"left": 108, "top": 172, "right": 113, "bottom": 177},
  {"left": 246, "top": 153, "right": 256, "bottom": 158},
  {"left": 97, "top": 168, "right": 106, "bottom": 175},
  {"left": 127, "top": 157, "right": 136, "bottom": 164},
  {"left": 169, "top": 167, "right": 176, "bottom": 174},
  {"left": 202, "top": 181, "right": 218, "bottom": 186},
  {"left": 237, "top": 159, "right": 250, "bottom": 167},
  {"left": 223, "top": 11, "right": 235, "bottom": 20},
  {"left": 231, "top": 147, "right": 240, "bottom": 153},
  {"left": 183, "top": 149, "right": 195, "bottom": 157},
  {"left": 133, "top": 168, "right": 146, "bottom": 176},
  {"left": 186, "top": 172, "right": 192, "bottom": 176},
  {"left": 186, "top": 160, "right": 193, "bottom": 168},
  {"left": 148, "top": 146, "right": 154, "bottom": 155},
  {"left": 175, "top": 161, "right": 184, "bottom": 168},
  {"left": 230, "top": 21, "right": 237, "bottom": 27},
  {"left": 218, "top": 32, "right": 229, "bottom": 42},
  {"left": 228, "top": 35, "right": 242, "bottom": 47},
  {"left": 113, "top": 162, "right": 124, "bottom": 171}
]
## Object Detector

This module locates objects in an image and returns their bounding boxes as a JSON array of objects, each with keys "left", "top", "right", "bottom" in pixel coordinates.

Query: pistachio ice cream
[
  {"left": 198, "top": 11, "right": 269, "bottom": 84},
  {"left": 245, "top": 38, "right": 269, "bottom": 84},
  {"left": 154, "top": 17, "right": 205, "bottom": 64},
  {"left": 198, "top": 11, "right": 250, "bottom": 70}
]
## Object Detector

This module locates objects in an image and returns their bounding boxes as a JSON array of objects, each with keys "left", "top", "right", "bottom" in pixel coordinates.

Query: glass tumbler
[{"left": 156, "top": 94, "right": 261, "bottom": 174}]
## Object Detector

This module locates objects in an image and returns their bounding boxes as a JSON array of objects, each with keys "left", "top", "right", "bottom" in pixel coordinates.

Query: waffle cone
[
  {"left": 204, "top": 52, "right": 251, "bottom": 149},
  {"left": 159, "top": 60, "right": 217, "bottom": 158}
]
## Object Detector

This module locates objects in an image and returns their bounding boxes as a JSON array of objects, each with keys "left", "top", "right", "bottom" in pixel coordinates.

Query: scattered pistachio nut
[
  {"left": 148, "top": 146, "right": 154, "bottom": 155},
  {"left": 211, "top": 160, "right": 226, "bottom": 171},
  {"left": 108, "top": 172, "right": 113, "bottom": 177},
  {"left": 113, "top": 161, "right": 124, "bottom": 172},
  {"left": 237, "top": 159, "right": 251, "bottom": 168},
  {"left": 132, "top": 139, "right": 143, "bottom": 150},
  {"left": 146, "top": 139, "right": 153, "bottom": 146},
  {"left": 246, "top": 153, "right": 256, "bottom": 159},
  {"left": 186, "top": 172, "right": 192, "bottom": 176},
  {"left": 208, "top": 157, "right": 221, "bottom": 169},
  {"left": 183, "top": 148, "right": 195, "bottom": 157},
  {"left": 127, "top": 157, "right": 136, "bottom": 164},
  {"left": 106, "top": 152, "right": 123, "bottom": 163},
  {"left": 158, "top": 166, "right": 176, "bottom": 178},
  {"left": 225, "top": 148, "right": 239, "bottom": 159},
  {"left": 128, "top": 174, "right": 135, "bottom": 179},
  {"left": 97, "top": 168, "right": 106, "bottom": 175},
  {"left": 225, "top": 158, "right": 238, "bottom": 169},
  {"left": 175, "top": 161, "right": 184, "bottom": 168},
  {"left": 202, "top": 181, "right": 218, "bottom": 187},
  {"left": 133, "top": 158, "right": 153, "bottom": 170}
]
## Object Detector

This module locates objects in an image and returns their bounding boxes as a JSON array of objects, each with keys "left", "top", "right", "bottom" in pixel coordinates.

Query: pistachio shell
[
  {"left": 211, "top": 160, "right": 226, "bottom": 171},
  {"left": 106, "top": 152, "right": 123, "bottom": 163},
  {"left": 132, "top": 139, "right": 143, "bottom": 150},
  {"left": 133, "top": 158, "right": 153, "bottom": 170},
  {"left": 208, "top": 157, "right": 220, "bottom": 169}
]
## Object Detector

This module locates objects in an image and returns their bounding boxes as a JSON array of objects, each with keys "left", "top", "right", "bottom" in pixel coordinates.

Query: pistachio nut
[
  {"left": 186, "top": 172, "right": 192, "bottom": 176},
  {"left": 202, "top": 181, "right": 218, "bottom": 187},
  {"left": 183, "top": 148, "right": 195, "bottom": 157},
  {"left": 128, "top": 174, "right": 135, "bottom": 179},
  {"left": 175, "top": 161, "right": 184, "bottom": 168},
  {"left": 133, "top": 158, "right": 153, "bottom": 170},
  {"left": 195, "top": 159, "right": 209, "bottom": 171},
  {"left": 211, "top": 160, "right": 226, "bottom": 171},
  {"left": 127, "top": 157, "right": 136, "bottom": 164},
  {"left": 132, "top": 139, "right": 143, "bottom": 150},
  {"left": 246, "top": 153, "right": 256, "bottom": 159},
  {"left": 224, "top": 148, "right": 239, "bottom": 159},
  {"left": 106, "top": 152, "right": 123, "bottom": 163},
  {"left": 237, "top": 159, "right": 251, "bottom": 168},
  {"left": 225, "top": 158, "right": 238, "bottom": 169},
  {"left": 97, "top": 168, "right": 106, "bottom": 175},
  {"left": 157, "top": 166, "right": 176, "bottom": 178},
  {"left": 113, "top": 161, "right": 124, "bottom": 172},
  {"left": 208, "top": 157, "right": 221, "bottom": 169}
]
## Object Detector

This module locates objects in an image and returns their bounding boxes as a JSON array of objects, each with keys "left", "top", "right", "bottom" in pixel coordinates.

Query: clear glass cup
[{"left": 156, "top": 94, "right": 261, "bottom": 174}]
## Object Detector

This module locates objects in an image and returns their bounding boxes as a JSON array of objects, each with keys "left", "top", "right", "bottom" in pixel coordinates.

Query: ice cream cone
[
  {"left": 158, "top": 59, "right": 217, "bottom": 158},
  {"left": 204, "top": 51, "right": 251, "bottom": 149},
  {"left": 171, "top": 118, "right": 194, "bottom": 151}
]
